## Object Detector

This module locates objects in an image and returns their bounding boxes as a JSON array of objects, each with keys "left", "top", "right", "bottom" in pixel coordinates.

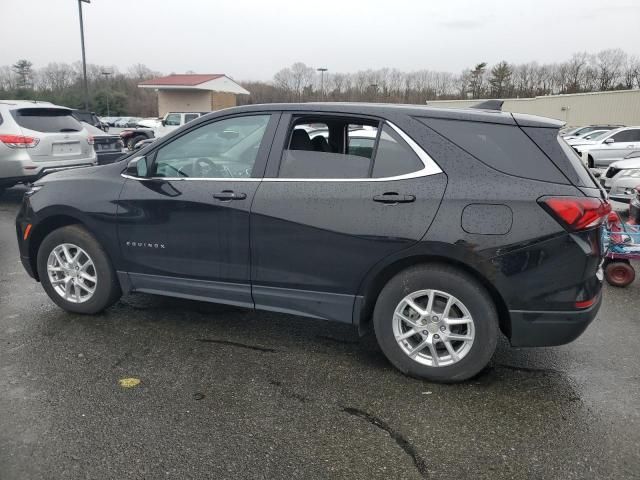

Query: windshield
[{"left": 585, "top": 131, "right": 609, "bottom": 141}]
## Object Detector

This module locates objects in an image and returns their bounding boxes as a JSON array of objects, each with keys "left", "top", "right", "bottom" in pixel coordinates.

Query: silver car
[
  {"left": 600, "top": 152, "right": 640, "bottom": 202},
  {"left": 575, "top": 126, "right": 640, "bottom": 168},
  {"left": 0, "top": 100, "right": 96, "bottom": 194}
]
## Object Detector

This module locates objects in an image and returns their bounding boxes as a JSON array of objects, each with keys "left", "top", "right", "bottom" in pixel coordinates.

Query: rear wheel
[
  {"left": 373, "top": 264, "right": 498, "bottom": 383},
  {"left": 605, "top": 261, "right": 635, "bottom": 287},
  {"left": 37, "top": 225, "right": 121, "bottom": 314}
]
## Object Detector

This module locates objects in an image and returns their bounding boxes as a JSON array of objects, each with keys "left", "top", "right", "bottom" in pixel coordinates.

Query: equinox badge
[{"left": 126, "top": 241, "right": 165, "bottom": 249}]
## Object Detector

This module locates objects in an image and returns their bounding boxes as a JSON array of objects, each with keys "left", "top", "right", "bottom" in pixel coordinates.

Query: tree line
[
  {"left": 1, "top": 49, "right": 639, "bottom": 116},
  {"left": 0, "top": 60, "right": 159, "bottom": 116},
  {"left": 244, "top": 49, "right": 640, "bottom": 104}
]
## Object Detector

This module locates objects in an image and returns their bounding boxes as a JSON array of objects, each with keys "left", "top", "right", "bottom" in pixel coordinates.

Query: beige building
[
  {"left": 427, "top": 89, "right": 640, "bottom": 127},
  {"left": 138, "top": 74, "right": 250, "bottom": 116}
]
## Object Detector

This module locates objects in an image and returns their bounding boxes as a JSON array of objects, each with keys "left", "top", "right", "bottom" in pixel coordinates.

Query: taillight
[
  {"left": 539, "top": 196, "right": 611, "bottom": 231},
  {"left": 0, "top": 134, "right": 40, "bottom": 148},
  {"left": 87, "top": 135, "right": 94, "bottom": 145}
]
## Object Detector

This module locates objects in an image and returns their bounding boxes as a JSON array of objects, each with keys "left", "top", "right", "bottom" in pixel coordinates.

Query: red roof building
[{"left": 139, "top": 74, "right": 249, "bottom": 116}]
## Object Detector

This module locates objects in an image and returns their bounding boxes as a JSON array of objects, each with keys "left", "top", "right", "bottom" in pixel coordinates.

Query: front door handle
[
  {"left": 373, "top": 193, "right": 416, "bottom": 204},
  {"left": 213, "top": 190, "right": 247, "bottom": 201}
]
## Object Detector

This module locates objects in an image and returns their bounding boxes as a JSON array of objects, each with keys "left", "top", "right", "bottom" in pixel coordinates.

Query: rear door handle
[
  {"left": 213, "top": 190, "right": 247, "bottom": 201},
  {"left": 373, "top": 193, "right": 416, "bottom": 204}
]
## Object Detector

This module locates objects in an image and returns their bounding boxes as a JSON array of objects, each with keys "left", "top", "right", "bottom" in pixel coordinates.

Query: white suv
[{"left": 0, "top": 100, "right": 97, "bottom": 194}]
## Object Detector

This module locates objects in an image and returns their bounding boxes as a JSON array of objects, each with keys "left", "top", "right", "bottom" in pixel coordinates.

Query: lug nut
[
  {"left": 422, "top": 330, "right": 428, "bottom": 335},
  {"left": 434, "top": 334, "right": 440, "bottom": 339},
  {"left": 440, "top": 326, "right": 446, "bottom": 332}
]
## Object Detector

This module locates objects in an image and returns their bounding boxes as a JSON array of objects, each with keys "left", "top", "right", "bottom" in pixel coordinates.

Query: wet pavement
[{"left": 1, "top": 186, "right": 639, "bottom": 479}]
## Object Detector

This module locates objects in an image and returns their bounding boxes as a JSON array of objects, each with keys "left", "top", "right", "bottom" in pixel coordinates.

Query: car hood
[
  {"left": 569, "top": 139, "right": 599, "bottom": 147},
  {"left": 609, "top": 157, "right": 640, "bottom": 170},
  {"left": 34, "top": 164, "right": 104, "bottom": 186}
]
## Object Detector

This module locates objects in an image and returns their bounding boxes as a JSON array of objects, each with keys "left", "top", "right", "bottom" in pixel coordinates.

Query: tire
[
  {"left": 127, "top": 135, "right": 145, "bottom": 150},
  {"left": 605, "top": 261, "right": 635, "bottom": 287},
  {"left": 36, "top": 225, "right": 121, "bottom": 314},
  {"left": 373, "top": 264, "right": 498, "bottom": 383}
]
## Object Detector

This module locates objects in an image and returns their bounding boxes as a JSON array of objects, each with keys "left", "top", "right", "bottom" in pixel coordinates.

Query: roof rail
[{"left": 470, "top": 100, "right": 504, "bottom": 111}]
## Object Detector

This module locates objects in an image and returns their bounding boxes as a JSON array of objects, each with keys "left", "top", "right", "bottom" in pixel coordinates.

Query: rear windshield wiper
[{"left": 59, "top": 128, "right": 80, "bottom": 132}]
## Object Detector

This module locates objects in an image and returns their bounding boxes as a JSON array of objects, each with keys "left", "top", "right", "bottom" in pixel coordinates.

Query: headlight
[
  {"left": 25, "top": 184, "right": 44, "bottom": 197},
  {"left": 619, "top": 169, "right": 640, "bottom": 178}
]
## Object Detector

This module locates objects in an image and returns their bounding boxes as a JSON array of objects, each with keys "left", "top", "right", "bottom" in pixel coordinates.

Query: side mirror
[
  {"left": 125, "top": 156, "right": 149, "bottom": 178},
  {"left": 604, "top": 138, "right": 615, "bottom": 144}
]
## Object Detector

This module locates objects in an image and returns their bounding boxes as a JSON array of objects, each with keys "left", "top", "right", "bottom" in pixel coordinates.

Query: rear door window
[
  {"left": 184, "top": 113, "right": 199, "bottom": 123},
  {"left": 12, "top": 108, "right": 82, "bottom": 133},
  {"left": 278, "top": 117, "right": 424, "bottom": 179}
]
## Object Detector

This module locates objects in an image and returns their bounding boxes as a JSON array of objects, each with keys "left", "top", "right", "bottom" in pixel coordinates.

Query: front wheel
[
  {"left": 373, "top": 264, "right": 499, "bottom": 383},
  {"left": 127, "top": 135, "right": 146, "bottom": 150},
  {"left": 37, "top": 225, "right": 121, "bottom": 314}
]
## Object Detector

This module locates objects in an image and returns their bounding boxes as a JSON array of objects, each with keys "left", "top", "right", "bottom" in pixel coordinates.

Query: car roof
[{"left": 205, "top": 102, "right": 564, "bottom": 128}]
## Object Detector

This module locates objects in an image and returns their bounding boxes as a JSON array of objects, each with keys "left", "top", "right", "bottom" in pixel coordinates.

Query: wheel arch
[
  {"left": 28, "top": 214, "right": 92, "bottom": 281},
  {"left": 354, "top": 254, "right": 511, "bottom": 339}
]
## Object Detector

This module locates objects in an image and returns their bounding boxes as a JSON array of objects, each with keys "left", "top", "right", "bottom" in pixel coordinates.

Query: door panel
[
  {"left": 250, "top": 113, "right": 446, "bottom": 323},
  {"left": 116, "top": 113, "right": 278, "bottom": 305},
  {"left": 118, "top": 178, "right": 259, "bottom": 283},
  {"left": 251, "top": 177, "right": 447, "bottom": 297}
]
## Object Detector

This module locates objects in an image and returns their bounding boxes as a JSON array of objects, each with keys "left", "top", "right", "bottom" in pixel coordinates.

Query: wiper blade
[{"left": 59, "top": 128, "right": 80, "bottom": 132}]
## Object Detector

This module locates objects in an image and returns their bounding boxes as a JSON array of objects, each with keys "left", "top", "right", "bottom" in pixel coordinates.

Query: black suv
[{"left": 16, "top": 103, "right": 609, "bottom": 382}]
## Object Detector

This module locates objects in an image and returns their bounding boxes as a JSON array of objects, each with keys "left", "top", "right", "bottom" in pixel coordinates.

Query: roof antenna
[{"left": 470, "top": 100, "right": 503, "bottom": 111}]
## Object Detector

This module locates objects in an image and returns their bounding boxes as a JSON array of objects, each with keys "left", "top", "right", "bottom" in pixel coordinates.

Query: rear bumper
[{"left": 508, "top": 294, "right": 602, "bottom": 347}]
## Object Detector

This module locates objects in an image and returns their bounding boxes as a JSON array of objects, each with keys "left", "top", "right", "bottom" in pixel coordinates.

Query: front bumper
[{"left": 508, "top": 294, "right": 602, "bottom": 347}]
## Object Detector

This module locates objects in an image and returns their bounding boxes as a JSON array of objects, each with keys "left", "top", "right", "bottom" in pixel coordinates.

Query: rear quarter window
[
  {"left": 417, "top": 117, "right": 567, "bottom": 184},
  {"left": 523, "top": 127, "right": 597, "bottom": 188},
  {"left": 12, "top": 108, "right": 82, "bottom": 133}
]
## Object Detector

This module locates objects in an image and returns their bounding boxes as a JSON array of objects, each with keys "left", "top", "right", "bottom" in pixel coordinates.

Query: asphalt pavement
[{"left": 1, "top": 186, "right": 639, "bottom": 479}]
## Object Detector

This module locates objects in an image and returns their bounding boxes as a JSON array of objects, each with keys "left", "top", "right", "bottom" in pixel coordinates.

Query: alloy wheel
[
  {"left": 47, "top": 243, "right": 97, "bottom": 304},
  {"left": 392, "top": 289, "right": 475, "bottom": 367}
]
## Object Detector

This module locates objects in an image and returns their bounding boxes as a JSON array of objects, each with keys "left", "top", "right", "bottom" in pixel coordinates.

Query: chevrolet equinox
[{"left": 16, "top": 103, "right": 608, "bottom": 382}]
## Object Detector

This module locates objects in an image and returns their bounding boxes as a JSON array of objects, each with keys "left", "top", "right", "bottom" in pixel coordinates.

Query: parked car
[
  {"left": 119, "top": 127, "right": 154, "bottom": 150},
  {"left": 114, "top": 117, "right": 142, "bottom": 128},
  {"left": 561, "top": 125, "right": 623, "bottom": 139},
  {"left": 574, "top": 126, "right": 640, "bottom": 168},
  {"left": 136, "top": 118, "right": 162, "bottom": 129},
  {"left": 153, "top": 111, "right": 207, "bottom": 138},
  {"left": 630, "top": 187, "right": 640, "bottom": 224},
  {"left": 15, "top": 103, "right": 608, "bottom": 382},
  {"left": 71, "top": 109, "right": 108, "bottom": 132},
  {"left": 81, "top": 122, "right": 124, "bottom": 165},
  {"left": 0, "top": 100, "right": 97, "bottom": 196},
  {"left": 102, "top": 117, "right": 120, "bottom": 127},
  {"left": 600, "top": 151, "right": 640, "bottom": 202},
  {"left": 565, "top": 130, "right": 610, "bottom": 146}
]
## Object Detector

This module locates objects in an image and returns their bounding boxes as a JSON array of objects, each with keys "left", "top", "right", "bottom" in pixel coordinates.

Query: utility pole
[
  {"left": 101, "top": 70, "right": 112, "bottom": 116},
  {"left": 317, "top": 67, "right": 328, "bottom": 100},
  {"left": 78, "top": 0, "right": 91, "bottom": 110}
]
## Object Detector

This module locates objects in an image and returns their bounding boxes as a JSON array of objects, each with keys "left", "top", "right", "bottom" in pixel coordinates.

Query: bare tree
[{"left": 596, "top": 49, "right": 627, "bottom": 90}]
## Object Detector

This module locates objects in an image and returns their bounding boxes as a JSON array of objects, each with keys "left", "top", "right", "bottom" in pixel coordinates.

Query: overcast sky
[{"left": 2, "top": 0, "right": 640, "bottom": 81}]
